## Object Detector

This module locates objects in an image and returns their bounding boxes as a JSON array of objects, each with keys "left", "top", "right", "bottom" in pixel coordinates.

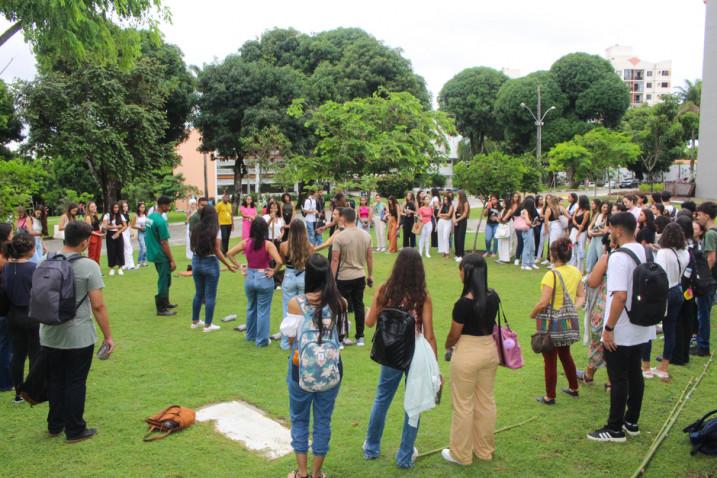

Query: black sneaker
[
  {"left": 587, "top": 427, "right": 626, "bottom": 443},
  {"left": 623, "top": 422, "right": 640, "bottom": 436},
  {"left": 12, "top": 395, "right": 24, "bottom": 405}
]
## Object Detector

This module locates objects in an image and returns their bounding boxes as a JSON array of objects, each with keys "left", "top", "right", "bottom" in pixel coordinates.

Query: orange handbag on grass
[{"left": 143, "top": 405, "right": 196, "bottom": 442}]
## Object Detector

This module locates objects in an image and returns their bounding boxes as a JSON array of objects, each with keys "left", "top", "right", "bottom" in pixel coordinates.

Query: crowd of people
[{"left": 0, "top": 187, "right": 715, "bottom": 478}]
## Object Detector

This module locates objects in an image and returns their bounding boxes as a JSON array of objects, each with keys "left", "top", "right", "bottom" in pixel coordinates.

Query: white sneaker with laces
[
  {"left": 118, "top": 268, "right": 124, "bottom": 276},
  {"left": 109, "top": 269, "right": 115, "bottom": 276},
  {"left": 356, "top": 338, "right": 365, "bottom": 347},
  {"left": 203, "top": 324, "right": 221, "bottom": 332},
  {"left": 191, "top": 322, "right": 204, "bottom": 329},
  {"left": 541, "top": 259, "right": 550, "bottom": 265},
  {"left": 441, "top": 449, "right": 464, "bottom": 465}
]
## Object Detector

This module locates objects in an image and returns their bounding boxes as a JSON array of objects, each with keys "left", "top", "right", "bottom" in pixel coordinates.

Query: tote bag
[
  {"left": 534, "top": 270, "right": 580, "bottom": 348},
  {"left": 493, "top": 298, "right": 524, "bottom": 369},
  {"left": 495, "top": 223, "right": 510, "bottom": 239}
]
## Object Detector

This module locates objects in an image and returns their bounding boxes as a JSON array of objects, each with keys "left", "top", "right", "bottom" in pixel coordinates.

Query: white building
[{"left": 605, "top": 45, "right": 672, "bottom": 106}]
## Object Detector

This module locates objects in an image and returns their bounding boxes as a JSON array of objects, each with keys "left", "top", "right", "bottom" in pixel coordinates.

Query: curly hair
[
  {"left": 550, "top": 237, "right": 572, "bottom": 264},
  {"left": 376, "top": 248, "right": 427, "bottom": 328},
  {"left": 3, "top": 232, "right": 35, "bottom": 259},
  {"left": 659, "top": 222, "right": 686, "bottom": 250}
]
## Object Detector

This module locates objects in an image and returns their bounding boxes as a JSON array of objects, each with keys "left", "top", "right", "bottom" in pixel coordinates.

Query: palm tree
[
  {"left": 676, "top": 79, "right": 702, "bottom": 107},
  {"left": 675, "top": 80, "right": 701, "bottom": 179}
]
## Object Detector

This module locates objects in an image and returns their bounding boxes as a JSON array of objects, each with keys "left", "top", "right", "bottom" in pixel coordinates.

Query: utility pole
[{"left": 520, "top": 85, "right": 557, "bottom": 164}]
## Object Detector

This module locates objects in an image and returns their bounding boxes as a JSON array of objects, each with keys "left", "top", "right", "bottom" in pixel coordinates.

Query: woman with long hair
[
  {"left": 363, "top": 248, "right": 436, "bottom": 468},
  {"left": 281, "top": 193, "right": 294, "bottom": 241},
  {"left": 131, "top": 202, "right": 149, "bottom": 267},
  {"left": 519, "top": 196, "right": 539, "bottom": 270},
  {"left": 570, "top": 195, "right": 591, "bottom": 272},
  {"left": 84, "top": 202, "right": 104, "bottom": 264},
  {"left": 483, "top": 195, "right": 501, "bottom": 257},
  {"left": 372, "top": 194, "right": 387, "bottom": 252},
  {"left": 430, "top": 189, "right": 440, "bottom": 248},
  {"left": 496, "top": 193, "right": 520, "bottom": 264},
  {"left": 240, "top": 195, "right": 257, "bottom": 241},
  {"left": 585, "top": 200, "right": 609, "bottom": 274},
  {"left": 636, "top": 208, "right": 657, "bottom": 247},
  {"left": 673, "top": 215, "right": 697, "bottom": 365},
  {"left": 120, "top": 201, "right": 135, "bottom": 270},
  {"left": 442, "top": 253, "right": 500, "bottom": 465},
  {"left": 280, "top": 254, "right": 346, "bottom": 478},
  {"left": 534, "top": 195, "right": 546, "bottom": 263},
  {"left": 0, "top": 223, "right": 13, "bottom": 393},
  {"left": 1, "top": 233, "right": 39, "bottom": 404},
  {"left": 15, "top": 207, "right": 30, "bottom": 234},
  {"left": 401, "top": 191, "right": 417, "bottom": 248},
  {"left": 357, "top": 195, "right": 372, "bottom": 235},
  {"left": 58, "top": 203, "right": 79, "bottom": 233},
  {"left": 387, "top": 196, "right": 400, "bottom": 253},
  {"left": 453, "top": 191, "right": 470, "bottom": 262},
  {"left": 510, "top": 193, "right": 524, "bottom": 265},
  {"left": 228, "top": 217, "right": 283, "bottom": 347},
  {"left": 185, "top": 198, "right": 198, "bottom": 265},
  {"left": 190, "top": 205, "right": 237, "bottom": 332},
  {"left": 417, "top": 195, "right": 434, "bottom": 258},
  {"left": 529, "top": 238, "right": 585, "bottom": 405},
  {"left": 102, "top": 202, "right": 126, "bottom": 275},
  {"left": 543, "top": 195, "right": 567, "bottom": 264},
  {"left": 27, "top": 208, "right": 46, "bottom": 263},
  {"left": 264, "top": 201, "right": 286, "bottom": 245},
  {"left": 437, "top": 194, "right": 454, "bottom": 258}
]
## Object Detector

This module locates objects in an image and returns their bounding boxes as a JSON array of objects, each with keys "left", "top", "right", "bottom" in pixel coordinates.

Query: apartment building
[{"left": 606, "top": 45, "right": 672, "bottom": 106}]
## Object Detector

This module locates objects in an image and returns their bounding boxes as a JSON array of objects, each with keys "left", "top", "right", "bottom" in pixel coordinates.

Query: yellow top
[
  {"left": 216, "top": 201, "right": 233, "bottom": 226},
  {"left": 540, "top": 265, "right": 581, "bottom": 309}
]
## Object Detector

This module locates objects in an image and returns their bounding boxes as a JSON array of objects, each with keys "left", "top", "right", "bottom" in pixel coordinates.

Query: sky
[{"left": 0, "top": 0, "right": 708, "bottom": 103}]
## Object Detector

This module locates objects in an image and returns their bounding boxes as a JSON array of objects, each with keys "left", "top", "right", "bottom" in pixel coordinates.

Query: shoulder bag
[
  {"left": 533, "top": 270, "right": 580, "bottom": 351},
  {"left": 493, "top": 297, "right": 524, "bottom": 369},
  {"left": 144, "top": 405, "right": 196, "bottom": 442}
]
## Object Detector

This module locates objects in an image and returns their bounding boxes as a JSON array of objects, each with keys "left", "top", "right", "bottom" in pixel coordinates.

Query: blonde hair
[{"left": 287, "top": 219, "right": 312, "bottom": 271}]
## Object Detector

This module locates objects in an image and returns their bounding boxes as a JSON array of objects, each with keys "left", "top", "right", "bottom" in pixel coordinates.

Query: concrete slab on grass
[{"left": 196, "top": 401, "right": 292, "bottom": 460}]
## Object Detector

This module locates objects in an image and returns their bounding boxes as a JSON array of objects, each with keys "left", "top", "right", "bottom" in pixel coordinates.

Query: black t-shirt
[
  {"left": 451, "top": 290, "right": 499, "bottom": 336},
  {"left": 1, "top": 261, "right": 36, "bottom": 308},
  {"left": 487, "top": 206, "right": 501, "bottom": 225}
]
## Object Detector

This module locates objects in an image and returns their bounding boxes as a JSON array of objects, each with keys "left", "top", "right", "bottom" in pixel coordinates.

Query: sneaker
[
  {"left": 642, "top": 369, "right": 654, "bottom": 379},
  {"left": 441, "top": 448, "right": 465, "bottom": 465},
  {"left": 191, "top": 322, "right": 204, "bottom": 329},
  {"left": 203, "top": 324, "right": 221, "bottom": 332},
  {"left": 514, "top": 259, "right": 520, "bottom": 266},
  {"left": 109, "top": 269, "right": 115, "bottom": 276},
  {"left": 342, "top": 338, "right": 354, "bottom": 347},
  {"left": 118, "top": 268, "right": 124, "bottom": 276},
  {"left": 425, "top": 254, "right": 431, "bottom": 258},
  {"left": 270, "top": 333, "right": 282, "bottom": 341},
  {"left": 623, "top": 422, "right": 640, "bottom": 437},
  {"left": 587, "top": 427, "right": 626, "bottom": 443},
  {"left": 12, "top": 395, "right": 24, "bottom": 405},
  {"left": 541, "top": 259, "right": 551, "bottom": 265},
  {"left": 411, "top": 447, "right": 419, "bottom": 464},
  {"left": 521, "top": 266, "right": 530, "bottom": 271},
  {"left": 454, "top": 257, "right": 462, "bottom": 262},
  {"left": 532, "top": 265, "right": 540, "bottom": 270},
  {"left": 356, "top": 338, "right": 365, "bottom": 347}
]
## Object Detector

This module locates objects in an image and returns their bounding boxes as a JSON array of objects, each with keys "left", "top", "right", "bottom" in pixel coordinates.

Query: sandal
[
  {"left": 576, "top": 370, "right": 594, "bottom": 384},
  {"left": 561, "top": 388, "right": 579, "bottom": 398},
  {"left": 287, "top": 472, "right": 308, "bottom": 478},
  {"left": 536, "top": 396, "right": 555, "bottom": 405}
]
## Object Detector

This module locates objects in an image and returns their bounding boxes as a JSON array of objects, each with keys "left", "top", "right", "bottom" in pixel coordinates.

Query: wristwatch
[{"left": 604, "top": 324, "right": 614, "bottom": 332}]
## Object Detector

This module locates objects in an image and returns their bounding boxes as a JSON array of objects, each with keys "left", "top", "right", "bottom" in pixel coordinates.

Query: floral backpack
[{"left": 296, "top": 296, "right": 341, "bottom": 392}]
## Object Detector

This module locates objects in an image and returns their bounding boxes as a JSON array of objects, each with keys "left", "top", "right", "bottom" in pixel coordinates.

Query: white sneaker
[
  {"left": 541, "top": 259, "right": 550, "bottom": 265},
  {"left": 203, "top": 324, "right": 221, "bottom": 332},
  {"left": 412, "top": 447, "right": 419, "bottom": 464},
  {"left": 441, "top": 449, "right": 464, "bottom": 465},
  {"left": 514, "top": 259, "right": 520, "bottom": 266},
  {"left": 342, "top": 338, "right": 354, "bottom": 346},
  {"left": 191, "top": 322, "right": 204, "bottom": 329},
  {"left": 425, "top": 254, "right": 431, "bottom": 258},
  {"left": 356, "top": 338, "right": 365, "bottom": 347},
  {"left": 521, "top": 266, "right": 530, "bottom": 271},
  {"left": 109, "top": 269, "right": 115, "bottom": 276},
  {"left": 532, "top": 265, "right": 540, "bottom": 270},
  {"left": 118, "top": 268, "right": 124, "bottom": 276},
  {"left": 454, "top": 257, "right": 462, "bottom": 262}
]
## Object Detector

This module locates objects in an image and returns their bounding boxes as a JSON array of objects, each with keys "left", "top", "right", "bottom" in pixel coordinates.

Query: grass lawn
[{"left": 1, "top": 234, "right": 715, "bottom": 478}]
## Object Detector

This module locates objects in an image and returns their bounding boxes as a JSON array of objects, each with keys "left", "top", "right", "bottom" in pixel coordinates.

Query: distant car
[{"left": 619, "top": 179, "right": 639, "bottom": 189}]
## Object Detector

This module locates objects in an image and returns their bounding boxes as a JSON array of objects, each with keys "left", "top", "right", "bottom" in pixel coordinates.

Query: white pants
[
  {"left": 419, "top": 221, "right": 433, "bottom": 256},
  {"left": 575, "top": 231, "right": 587, "bottom": 272},
  {"left": 549, "top": 220, "right": 564, "bottom": 246},
  {"left": 122, "top": 229, "right": 135, "bottom": 269},
  {"left": 497, "top": 236, "right": 511, "bottom": 262},
  {"left": 373, "top": 217, "right": 387, "bottom": 250},
  {"left": 437, "top": 218, "right": 453, "bottom": 254}
]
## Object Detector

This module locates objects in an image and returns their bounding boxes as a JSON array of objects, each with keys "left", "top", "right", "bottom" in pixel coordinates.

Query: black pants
[
  {"left": 220, "top": 225, "right": 232, "bottom": 254},
  {"left": 454, "top": 219, "right": 467, "bottom": 258},
  {"left": 402, "top": 217, "right": 416, "bottom": 248},
  {"left": 8, "top": 308, "right": 40, "bottom": 392},
  {"left": 106, "top": 235, "right": 125, "bottom": 268},
  {"left": 337, "top": 277, "right": 366, "bottom": 340},
  {"left": 46, "top": 345, "right": 94, "bottom": 438},
  {"left": 515, "top": 229, "right": 524, "bottom": 260},
  {"left": 431, "top": 218, "right": 438, "bottom": 247},
  {"left": 605, "top": 344, "right": 645, "bottom": 431},
  {"left": 673, "top": 298, "right": 697, "bottom": 365}
]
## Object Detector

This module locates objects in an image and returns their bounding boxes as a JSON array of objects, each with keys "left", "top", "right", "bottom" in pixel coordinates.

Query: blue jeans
[
  {"left": 0, "top": 316, "right": 12, "bottom": 390},
  {"left": 245, "top": 268, "right": 275, "bottom": 347},
  {"left": 661, "top": 285, "right": 684, "bottom": 361},
  {"left": 305, "top": 221, "right": 319, "bottom": 246},
  {"left": 484, "top": 223, "right": 498, "bottom": 254},
  {"left": 288, "top": 366, "right": 340, "bottom": 456},
  {"left": 364, "top": 365, "right": 419, "bottom": 468},
  {"left": 281, "top": 268, "right": 305, "bottom": 349},
  {"left": 696, "top": 285, "right": 716, "bottom": 352},
  {"left": 192, "top": 255, "right": 220, "bottom": 325},
  {"left": 521, "top": 229, "right": 535, "bottom": 267},
  {"left": 137, "top": 231, "right": 147, "bottom": 263},
  {"left": 585, "top": 236, "right": 604, "bottom": 274}
]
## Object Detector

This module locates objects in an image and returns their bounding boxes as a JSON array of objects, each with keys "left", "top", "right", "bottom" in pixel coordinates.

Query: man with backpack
[
  {"left": 694, "top": 201, "right": 717, "bottom": 357},
  {"left": 588, "top": 212, "right": 658, "bottom": 443},
  {"left": 39, "top": 221, "right": 114, "bottom": 443},
  {"left": 145, "top": 196, "right": 177, "bottom": 316}
]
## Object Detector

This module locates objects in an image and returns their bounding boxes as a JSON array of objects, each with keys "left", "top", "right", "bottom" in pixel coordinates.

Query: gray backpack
[{"left": 29, "top": 253, "right": 88, "bottom": 325}]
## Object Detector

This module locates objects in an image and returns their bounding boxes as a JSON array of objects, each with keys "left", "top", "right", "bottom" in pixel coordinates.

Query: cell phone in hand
[{"left": 97, "top": 342, "right": 111, "bottom": 360}]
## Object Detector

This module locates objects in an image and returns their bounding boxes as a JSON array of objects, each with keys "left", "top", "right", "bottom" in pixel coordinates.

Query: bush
[{"left": 639, "top": 183, "right": 664, "bottom": 193}]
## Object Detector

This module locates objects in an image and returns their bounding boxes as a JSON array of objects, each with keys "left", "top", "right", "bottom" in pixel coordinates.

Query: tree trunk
[
  {"left": 232, "top": 158, "right": 243, "bottom": 215},
  {"left": 104, "top": 180, "right": 121, "bottom": 211},
  {"left": 690, "top": 129, "right": 696, "bottom": 178},
  {"left": 471, "top": 196, "right": 486, "bottom": 252},
  {"left": 0, "top": 21, "right": 22, "bottom": 49}
]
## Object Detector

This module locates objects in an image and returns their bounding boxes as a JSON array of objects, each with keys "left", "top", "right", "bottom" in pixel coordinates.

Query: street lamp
[{"left": 520, "top": 85, "right": 556, "bottom": 164}]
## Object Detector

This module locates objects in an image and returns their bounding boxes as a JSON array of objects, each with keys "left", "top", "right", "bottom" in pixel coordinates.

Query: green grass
[{"left": 1, "top": 236, "right": 715, "bottom": 478}]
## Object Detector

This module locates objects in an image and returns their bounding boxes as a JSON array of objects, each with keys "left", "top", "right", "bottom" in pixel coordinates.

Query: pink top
[
  {"left": 418, "top": 206, "right": 433, "bottom": 224},
  {"left": 240, "top": 206, "right": 257, "bottom": 223},
  {"left": 359, "top": 206, "right": 370, "bottom": 218},
  {"left": 244, "top": 239, "right": 271, "bottom": 269}
]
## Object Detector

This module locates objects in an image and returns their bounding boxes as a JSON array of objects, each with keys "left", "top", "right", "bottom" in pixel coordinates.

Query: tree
[
  {"left": 550, "top": 53, "right": 616, "bottom": 107},
  {"left": 438, "top": 67, "right": 508, "bottom": 154},
  {"left": 0, "top": 79, "right": 22, "bottom": 158},
  {"left": 676, "top": 79, "right": 702, "bottom": 107},
  {"left": 241, "top": 126, "right": 292, "bottom": 194},
  {"left": 547, "top": 142, "right": 593, "bottom": 186},
  {"left": 0, "top": 1, "right": 166, "bottom": 70},
  {"left": 0, "top": 159, "right": 44, "bottom": 219},
  {"left": 123, "top": 169, "right": 199, "bottom": 207}
]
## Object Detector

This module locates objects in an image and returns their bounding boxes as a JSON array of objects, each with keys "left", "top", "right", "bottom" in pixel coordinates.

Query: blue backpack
[
  {"left": 683, "top": 409, "right": 717, "bottom": 456},
  {"left": 296, "top": 297, "right": 341, "bottom": 393}
]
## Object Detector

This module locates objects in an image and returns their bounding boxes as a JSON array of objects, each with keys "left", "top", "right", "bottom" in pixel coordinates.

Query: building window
[
  {"left": 646, "top": 82, "right": 652, "bottom": 88},
  {"left": 634, "top": 94, "right": 641, "bottom": 103},
  {"left": 661, "top": 82, "right": 669, "bottom": 88},
  {"left": 661, "top": 70, "right": 670, "bottom": 76},
  {"left": 646, "top": 94, "right": 652, "bottom": 101},
  {"left": 646, "top": 71, "right": 653, "bottom": 77}
]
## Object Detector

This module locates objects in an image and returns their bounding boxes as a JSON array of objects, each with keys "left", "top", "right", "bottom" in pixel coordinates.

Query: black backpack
[
  {"left": 615, "top": 247, "right": 668, "bottom": 326},
  {"left": 683, "top": 409, "right": 717, "bottom": 456},
  {"left": 371, "top": 308, "right": 416, "bottom": 371},
  {"left": 690, "top": 248, "right": 716, "bottom": 297}
]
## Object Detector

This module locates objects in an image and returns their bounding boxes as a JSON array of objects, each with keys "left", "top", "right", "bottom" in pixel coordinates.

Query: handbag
[
  {"left": 494, "top": 223, "right": 510, "bottom": 239},
  {"left": 534, "top": 270, "right": 580, "bottom": 349},
  {"left": 513, "top": 216, "right": 530, "bottom": 232},
  {"left": 412, "top": 221, "right": 423, "bottom": 235},
  {"left": 492, "top": 298, "right": 524, "bottom": 369},
  {"left": 144, "top": 405, "right": 196, "bottom": 442}
]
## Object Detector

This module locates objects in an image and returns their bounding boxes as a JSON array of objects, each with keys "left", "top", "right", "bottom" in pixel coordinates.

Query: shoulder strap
[
  {"left": 553, "top": 269, "right": 574, "bottom": 307},
  {"left": 615, "top": 247, "right": 641, "bottom": 266},
  {"left": 670, "top": 248, "right": 686, "bottom": 277}
]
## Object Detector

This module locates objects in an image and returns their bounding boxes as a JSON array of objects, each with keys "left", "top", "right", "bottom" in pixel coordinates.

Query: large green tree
[
  {"left": 438, "top": 67, "right": 508, "bottom": 155},
  {"left": 0, "top": 0, "right": 166, "bottom": 70},
  {"left": 0, "top": 79, "right": 22, "bottom": 158}
]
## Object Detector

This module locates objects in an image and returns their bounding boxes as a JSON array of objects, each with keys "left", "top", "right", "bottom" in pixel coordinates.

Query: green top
[
  {"left": 40, "top": 253, "right": 104, "bottom": 350},
  {"left": 146, "top": 212, "right": 170, "bottom": 263},
  {"left": 705, "top": 228, "right": 717, "bottom": 254},
  {"left": 188, "top": 211, "right": 201, "bottom": 233}
]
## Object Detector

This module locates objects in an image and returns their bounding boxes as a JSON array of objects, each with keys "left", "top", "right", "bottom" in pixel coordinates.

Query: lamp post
[{"left": 520, "top": 85, "right": 556, "bottom": 164}]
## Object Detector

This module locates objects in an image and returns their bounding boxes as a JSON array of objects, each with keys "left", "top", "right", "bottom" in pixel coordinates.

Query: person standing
[
  {"left": 570, "top": 195, "right": 591, "bottom": 272},
  {"left": 357, "top": 196, "right": 372, "bottom": 235},
  {"left": 453, "top": 191, "right": 470, "bottom": 262},
  {"left": 363, "top": 248, "right": 436, "bottom": 468},
  {"left": 240, "top": 195, "right": 257, "bottom": 241},
  {"left": 28, "top": 208, "right": 46, "bottom": 263},
  {"left": 430, "top": 189, "right": 440, "bottom": 249},
  {"left": 437, "top": 195, "right": 454, "bottom": 258},
  {"left": 120, "top": 201, "right": 135, "bottom": 271},
  {"left": 519, "top": 197, "right": 539, "bottom": 271},
  {"left": 534, "top": 195, "right": 547, "bottom": 264},
  {"left": 401, "top": 192, "right": 417, "bottom": 248},
  {"left": 588, "top": 212, "right": 656, "bottom": 442},
  {"left": 543, "top": 195, "right": 568, "bottom": 265},
  {"left": 483, "top": 195, "right": 501, "bottom": 257},
  {"left": 131, "top": 202, "right": 149, "bottom": 268},
  {"left": 227, "top": 217, "right": 283, "bottom": 347},
  {"left": 496, "top": 196, "right": 518, "bottom": 264},
  {"left": 102, "top": 203, "right": 126, "bottom": 276},
  {"left": 58, "top": 203, "right": 80, "bottom": 235},
  {"left": 281, "top": 193, "right": 294, "bottom": 241},
  {"left": 40, "top": 221, "right": 114, "bottom": 443},
  {"left": 442, "top": 253, "right": 500, "bottom": 465},
  {"left": 417, "top": 196, "right": 434, "bottom": 258},
  {"left": 530, "top": 238, "right": 584, "bottom": 405},
  {"left": 372, "top": 194, "right": 387, "bottom": 252},
  {"left": 184, "top": 198, "right": 198, "bottom": 268},
  {"left": 280, "top": 254, "right": 345, "bottom": 478},
  {"left": 386, "top": 196, "right": 400, "bottom": 254},
  {"left": 190, "top": 205, "right": 237, "bottom": 332},
  {"left": 693, "top": 202, "right": 716, "bottom": 357},
  {"left": 85, "top": 202, "right": 104, "bottom": 265},
  {"left": 217, "top": 193, "right": 234, "bottom": 254},
  {"left": 331, "top": 208, "right": 372, "bottom": 347},
  {"left": 145, "top": 196, "right": 177, "bottom": 316},
  {"left": 0, "top": 223, "right": 13, "bottom": 394},
  {"left": 623, "top": 195, "right": 641, "bottom": 222},
  {"left": 586, "top": 200, "right": 609, "bottom": 274},
  {"left": 303, "top": 191, "right": 320, "bottom": 247}
]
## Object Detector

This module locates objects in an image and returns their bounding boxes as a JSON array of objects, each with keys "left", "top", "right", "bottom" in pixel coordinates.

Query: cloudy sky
[{"left": 0, "top": 0, "right": 708, "bottom": 102}]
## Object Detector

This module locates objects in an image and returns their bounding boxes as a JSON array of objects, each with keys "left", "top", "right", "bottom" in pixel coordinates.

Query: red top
[
  {"left": 244, "top": 239, "right": 270, "bottom": 269},
  {"left": 418, "top": 206, "right": 433, "bottom": 224}
]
